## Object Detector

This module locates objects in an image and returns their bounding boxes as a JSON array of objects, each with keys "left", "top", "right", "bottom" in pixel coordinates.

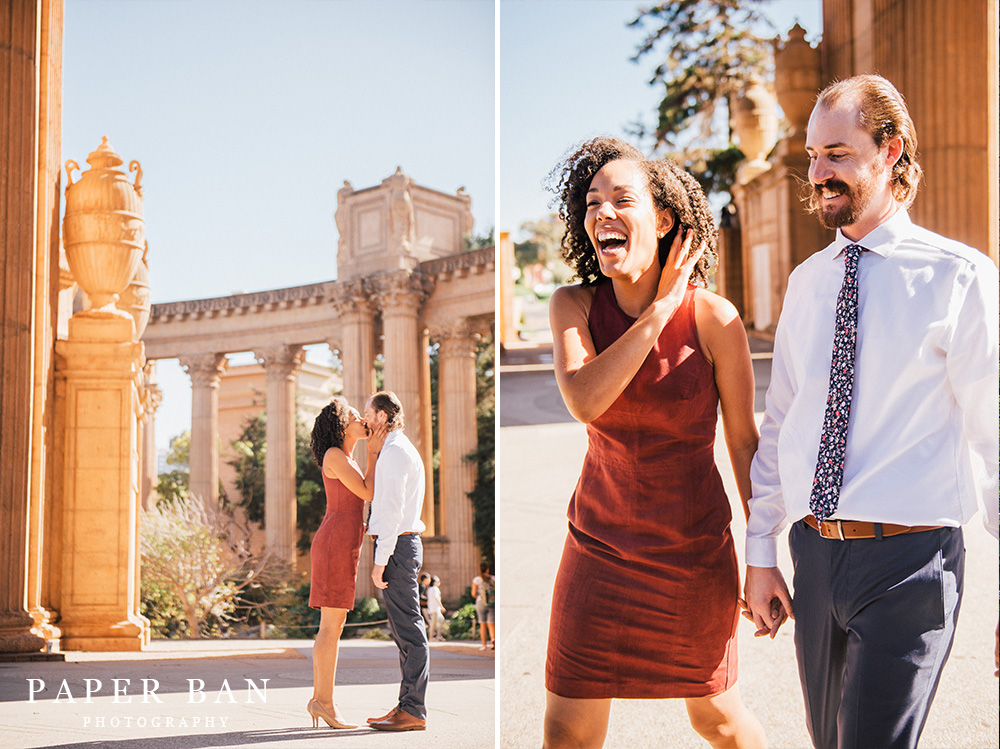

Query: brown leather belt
[
  {"left": 367, "top": 531, "right": 420, "bottom": 540},
  {"left": 804, "top": 514, "right": 943, "bottom": 540}
]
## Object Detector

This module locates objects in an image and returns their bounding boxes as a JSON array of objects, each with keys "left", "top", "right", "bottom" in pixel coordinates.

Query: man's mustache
[{"left": 814, "top": 179, "right": 851, "bottom": 197}]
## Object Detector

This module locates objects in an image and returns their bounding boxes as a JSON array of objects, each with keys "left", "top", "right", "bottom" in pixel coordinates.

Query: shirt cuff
[
  {"left": 745, "top": 536, "right": 779, "bottom": 568},
  {"left": 374, "top": 536, "right": 396, "bottom": 566}
]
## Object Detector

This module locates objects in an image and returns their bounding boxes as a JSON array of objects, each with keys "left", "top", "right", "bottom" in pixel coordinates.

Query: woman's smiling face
[{"left": 584, "top": 159, "right": 673, "bottom": 283}]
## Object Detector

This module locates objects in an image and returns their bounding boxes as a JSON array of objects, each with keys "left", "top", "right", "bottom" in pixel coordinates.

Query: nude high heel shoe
[{"left": 307, "top": 698, "right": 357, "bottom": 729}]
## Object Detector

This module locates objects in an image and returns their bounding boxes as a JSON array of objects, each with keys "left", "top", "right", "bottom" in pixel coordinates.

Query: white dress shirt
[
  {"left": 370, "top": 429, "right": 426, "bottom": 566},
  {"left": 747, "top": 209, "right": 999, "bottom": 567}
]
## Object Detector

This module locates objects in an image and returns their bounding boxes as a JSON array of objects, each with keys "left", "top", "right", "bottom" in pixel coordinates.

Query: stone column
[
  {"left": 139, "top": 363, "right": 162, "bottom": 511},
  {"left": 417, "top": 327, "right": 435, "bottom": 534},
  {"left": 0, "top": 0, "right": 47, "bottom": 656},
  {"left": 330, "top": 279, "right": 376, "bottom": 421},
  {"left": 435, "top": 322, "right": 481, "bottom": 602},
  {"left": 373, "top": 270, "right": 433, "bottom": 464},
  {"left": 179, "top": 353, "right": 227, "bottom": 504},
  {"left": 55, "top": 315, "right": 150, "bottom": 651},
  {"left": 256, "top": 344, "right": 305, "bottom": 567}
]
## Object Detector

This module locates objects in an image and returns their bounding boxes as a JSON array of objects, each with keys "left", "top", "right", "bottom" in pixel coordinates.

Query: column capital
[
  {"left": 329, "top": 277, "right": 375, "bottom": 319},
  {"left": 371, "top": 269, "right": 434, "bottom": 313},
  {"left": 140, "top": 382, "right": 163, "bottom": 420},
  {"left": 255, "top": 344, "right": 305, "bottom": 382},
  {"left": 178, "top": 353, "right": 227, "bottom": 388},
  {"left": 433, "top": 320, "right": 482, "bottom": 359}
]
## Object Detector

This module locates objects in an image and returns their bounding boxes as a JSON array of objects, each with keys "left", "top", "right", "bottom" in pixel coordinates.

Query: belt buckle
[{"left": 835, "top": 520, "right": 845, "bottom": 540}]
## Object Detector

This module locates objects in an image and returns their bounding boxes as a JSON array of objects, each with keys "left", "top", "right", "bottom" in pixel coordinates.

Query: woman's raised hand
[
  {"left": 366, "top": 421, "right": 389, "bottom": 454},
  {"left": 654, "top": 227, "right": 706, "bottom": 309}
]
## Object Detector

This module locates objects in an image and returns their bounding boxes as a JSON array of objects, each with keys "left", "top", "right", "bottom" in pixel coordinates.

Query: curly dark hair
[
  {"left": 548, "top": 136, "right": 718, "bottom": 286},
  {"left": 310, "top": 396, "right": 351, "bottom": 467}
]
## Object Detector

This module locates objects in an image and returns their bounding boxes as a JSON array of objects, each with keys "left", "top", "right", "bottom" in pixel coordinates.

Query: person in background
[
  {"left": 471, "top": 561, "right": 495, "bottom": 650},
  {"left": 426, "top": 575, "right": 446, "bottom": 642}
]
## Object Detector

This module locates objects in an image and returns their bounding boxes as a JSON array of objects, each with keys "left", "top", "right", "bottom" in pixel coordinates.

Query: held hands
[
  {"left": 741, "top": 565, "right": 794, "bottom": 639},
  {"left": 653, "top": 227, "right": 706, "bottom": 314},
  {"left": 372, "top": 563, "right": 388, "bottom": 589}
]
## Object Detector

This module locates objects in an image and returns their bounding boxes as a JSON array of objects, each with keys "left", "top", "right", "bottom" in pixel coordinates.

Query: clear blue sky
[
  {"left": 498, "top": 0, "right": 822, "bottom": 238},
  {"left": 63, "top": 0, "right": 820, "bottom": 450},
  {"left": 62, "top": 0, "right": 494, "bottom": 449}
]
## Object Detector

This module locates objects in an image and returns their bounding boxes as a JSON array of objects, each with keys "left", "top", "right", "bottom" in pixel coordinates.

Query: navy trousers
[
  {"left": 788, "top": 520, "right": 964, "bottom": 749},
  {"left": 382, "top": 534, "right": 429, "bottom": 720}
]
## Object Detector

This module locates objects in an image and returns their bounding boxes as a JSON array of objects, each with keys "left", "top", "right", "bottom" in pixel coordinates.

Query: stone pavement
[
  {"left": 497, "top": 338, "right": 998, "bottom": 749},
  {"left": 0, "top": 639, "right": 494, "bottom": 748}
]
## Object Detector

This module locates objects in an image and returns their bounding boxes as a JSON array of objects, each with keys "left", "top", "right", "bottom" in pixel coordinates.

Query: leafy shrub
[{"left": 446, "top": 603, "right": 479, "bottom": 640}]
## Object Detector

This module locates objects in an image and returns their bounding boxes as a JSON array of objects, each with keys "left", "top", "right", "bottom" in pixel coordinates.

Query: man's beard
[{"left": 809, "top": 169, "right": 880, "bottom": 230}]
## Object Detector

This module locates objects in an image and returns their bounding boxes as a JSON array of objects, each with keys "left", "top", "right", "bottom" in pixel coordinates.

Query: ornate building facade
[
  {"left": 0, "top": 0, "right": 492, "bottom": 655},
  {"left": 723, "top": 0, "right": 997, "bottom": 331}
]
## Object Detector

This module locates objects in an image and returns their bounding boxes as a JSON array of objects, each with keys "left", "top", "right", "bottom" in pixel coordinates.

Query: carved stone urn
[
  {"left": 731, "top": 78, "right": 779, "bottom": 184},
  {"left": 117, "top": 241, "right": 151, "bottom": 338},
  {"left": 63, "top": 137, "right": 145, "bottom": 317},
  {"left": 774, "top": 23, "right": 822, "bottom": 136}
]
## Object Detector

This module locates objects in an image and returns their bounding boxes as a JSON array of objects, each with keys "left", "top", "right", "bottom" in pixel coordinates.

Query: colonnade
[{"left": 146, "top": 266, "right": 490, "bottom": 602}]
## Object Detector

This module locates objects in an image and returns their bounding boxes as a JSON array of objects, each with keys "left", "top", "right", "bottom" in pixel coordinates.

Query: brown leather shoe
[
  {"left": 366, "top": 707, "right": 397, "bottom": 725},
  {"left": 370, "top": 709, "right": 426, "bottom": 732}
]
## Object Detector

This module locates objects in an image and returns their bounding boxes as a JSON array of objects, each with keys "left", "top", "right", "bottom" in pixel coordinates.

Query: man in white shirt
[
  {"left": 363, "top": 391, "right": 428, "bottom": 732},
  {"left": 744, "top": 74, "right": 998, "bottom": 749}
]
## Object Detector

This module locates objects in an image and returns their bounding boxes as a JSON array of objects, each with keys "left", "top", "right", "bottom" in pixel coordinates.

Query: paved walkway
[
  {"left": 0, "top": 640, "right": 493, "bottom": 748},
  {"left": 497, "top": 338, "right": 998, "bottom": 749}
]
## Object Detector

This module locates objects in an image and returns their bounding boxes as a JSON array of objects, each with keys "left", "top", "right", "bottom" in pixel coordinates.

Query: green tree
[
  {"left": 225, "top": 412, "right": 328, "bottom": 553},
  {"left": 227, "top": 415, "right": 267, "bottom": 524},
  {"left": 463, "top": 226, "right": 495, "bottom": 251},
  {"left": 467, "top": 335, "right": 495, "bottom": 565},
  {"left": 156, "top": 430, "right": 191, "bottom": 505},
  {"left": 295, "top": 420, "right": 326, "bottom": 553},
  {"left": 630, "top": 0, "right": 775, "bottom": 194}
]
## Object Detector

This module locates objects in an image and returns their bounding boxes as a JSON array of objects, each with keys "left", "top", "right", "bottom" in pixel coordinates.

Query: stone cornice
[
  {"left": 418, "top": 246, "right": 494, "bottom": 280},
  {"left": 150, "top": 282, "right": 333, "bottom": 321}
]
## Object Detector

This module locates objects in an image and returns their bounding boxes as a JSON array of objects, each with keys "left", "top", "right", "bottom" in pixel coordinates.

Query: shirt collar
[
  {"left": 831, "top": 207, "right": 912, "bottom": 260},
  {"left": 384, "top": 428, "right": 403, "bottom": 447}
]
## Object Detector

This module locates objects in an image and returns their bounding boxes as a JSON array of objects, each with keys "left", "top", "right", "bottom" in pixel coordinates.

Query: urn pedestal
[{"left": 55, "top": 316, "right": 150, "bottom": 651}]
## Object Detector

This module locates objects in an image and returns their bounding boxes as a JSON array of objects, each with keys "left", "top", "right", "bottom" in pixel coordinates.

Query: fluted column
[
  {"left": 179, "top": 353, "right": 227, "bottom": 504},
  {"left": 372, "top": 270, "right": 433, "bottom": 464},
  {"left": 330, "top": 279, "right": 376, "bottom": 420},
  {"left": 436, "top": 322, "right": 481, "bottom": 602},
  {"left": 256, "top": 344, "right": 305, "bottom": 567},
  {"left": 0, "top": 0, "right": 47, "bottom": 656},
  {"left": 139, "top": 363, "right": 162, "bottom": 511},
  {"left": 417, "top": 326, "right": 435, "bottom": 534}
]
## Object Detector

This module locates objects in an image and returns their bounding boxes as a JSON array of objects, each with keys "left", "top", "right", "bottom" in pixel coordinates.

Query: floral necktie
[{"left": 809, "top": 244, "right": 865, "bottom": 522}]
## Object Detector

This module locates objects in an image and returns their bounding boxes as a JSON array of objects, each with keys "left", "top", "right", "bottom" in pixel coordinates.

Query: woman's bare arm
[
  {"left": 551, "top": 229, "right": 705, "bottom": 423},
  {"left": 322, "top": 423, "right": 388, "bottom": 501},
  {"left": 694, "top": 289, "right": 758, "bottom": 520}
]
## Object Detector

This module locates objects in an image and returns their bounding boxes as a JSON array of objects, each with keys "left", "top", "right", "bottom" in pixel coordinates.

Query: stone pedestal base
[
  {"left": 54, "top": 314, "right": 150, "bottom": 651},
  {"left": 0, "top": 610, "right": 46, "bottom": 655}
]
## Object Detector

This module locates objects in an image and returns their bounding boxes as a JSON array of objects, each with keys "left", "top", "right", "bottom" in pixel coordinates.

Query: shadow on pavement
[{"left": 43, "top": 726, "right": 392, "bottom": 748}]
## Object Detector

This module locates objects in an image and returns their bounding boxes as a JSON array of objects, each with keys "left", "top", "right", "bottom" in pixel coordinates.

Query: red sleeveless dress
[
  {"left": 309, "top": 460, "right": 365, "bottom": 610},
  {"left": 545, "top": 283, "right": 739, "bottom": 699}
]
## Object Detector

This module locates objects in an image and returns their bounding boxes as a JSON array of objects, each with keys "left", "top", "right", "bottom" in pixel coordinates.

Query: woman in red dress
[
  {"left": 544, "top": 138, "right": 766, "bottom": 748},
  {"left": 306, "top": 396, "right": 386, "bottom": 729}
]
